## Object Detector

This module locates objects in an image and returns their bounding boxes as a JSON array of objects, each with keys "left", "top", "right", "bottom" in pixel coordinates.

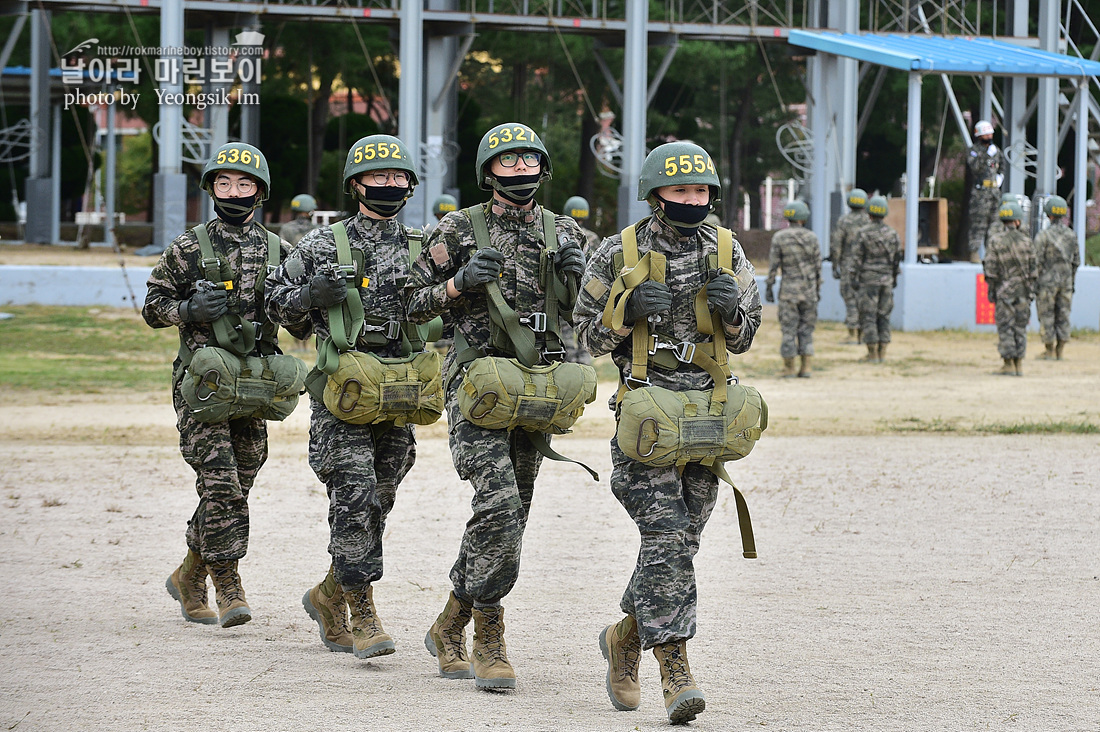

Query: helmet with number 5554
[
  {"left": 475, "top": 122, "right": 552, "bottom": 191},
  {"left": 638, "top": 141, "right": 722, "bottom": 204},
  {"left": 201, "top": 142, "right": 271, "bottom": 201}
]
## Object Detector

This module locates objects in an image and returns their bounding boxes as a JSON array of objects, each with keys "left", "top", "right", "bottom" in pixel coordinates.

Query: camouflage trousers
[
  {"left": 173, "top": 384, "right": 267, "bottom": 564},
  {"left": 1037, "top": 284, "right": 1073, "bottom": 344},
  {"left": 995, "top": 295, "right": 1031, "bottom": 359},
  {"left": 778, "top": 297, "right": 818, "bottom": 358},
  {"left": 308, "top": 399, "right": 415, "bottom": 589},
  {"left": 857, "top": 284, "right": 895, "bottom": 344},
  {"left": 446, "top": 378, "right": 545, "bottom": 605},
  {"left": 969, "top": 192, "right": 1000, "bottom": 254},
  {"left": 610, "top": 435, "right": 718, "bottom": 650},
  {"left": 838, "top": 264, "right": 860, "bottom": 330},
  {"left": 559, "top": 322, "right": 593, "bottom": 365}
]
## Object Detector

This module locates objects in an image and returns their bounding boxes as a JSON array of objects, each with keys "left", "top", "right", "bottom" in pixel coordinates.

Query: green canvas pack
[
  {"left": 181, "top": 348, "right": 307, "bottom": 423},
  {"left": 458, "top": 357, "right": 597, "bottom": 434},
  {"left": 322, "top": 349, "right": 444, "bottom": 426}
]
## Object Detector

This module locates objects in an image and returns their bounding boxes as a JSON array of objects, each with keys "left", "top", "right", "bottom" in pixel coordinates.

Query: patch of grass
[
  {"left": 885, "top": 417, "right": 961, "bottom": 433},
  {"left": 41, "top": 497, "right": 65, "bottom": 507},
  {"left": 1085, "top": 233, "right": 1100, "bottom": 267},
  {"left": 978, "top": 420, "right": 1099, "bottom": 435}
]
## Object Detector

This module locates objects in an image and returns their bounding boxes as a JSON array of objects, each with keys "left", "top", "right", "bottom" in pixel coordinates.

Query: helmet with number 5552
[
  {"left": 201, "top": 142, "right": 271, "bottom": 201},
  {"left": 343, "top": 134, "right": 419, "bottom": 194},
  {"left": 475, "top": 122, "right": 552, "bottom": 191},
  {"left": 638, "top": 141, "right": 722, "bottom": 204}
]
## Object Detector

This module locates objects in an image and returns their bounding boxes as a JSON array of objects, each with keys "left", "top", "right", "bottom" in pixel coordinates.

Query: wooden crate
[{"left": 885, "top": 197, "right": 948, "bottom": 255}]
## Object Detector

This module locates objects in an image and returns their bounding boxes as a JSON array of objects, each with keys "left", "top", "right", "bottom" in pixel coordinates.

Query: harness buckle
[
  {"left": 361, "top": 320, "right": 403, "bottom": 340},
  {"left": 540, "top": 347, "right": 566, "bottom": 363},
  {"left": 520, "top": 312, "right": 547, "bottom": 333},
  {"left": 727, "top": 373, "right": 739, "bottom": 385},
  {"left": 672, "top": 341, "right": 696, "bottom": 363},
  {"left": 624, "top": 375, "right": 651, "bottom": 390}
]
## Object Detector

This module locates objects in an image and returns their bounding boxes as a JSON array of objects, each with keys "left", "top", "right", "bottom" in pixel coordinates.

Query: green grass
[
  {"left": 978, "top": 420, "right": 1099, "bottom": 435},
  {"left": 0, "top": 305, "right": 178, "bottom": 392},
  {"left": 1085, "top": 233, "right": 1100, "bottom": 267}
]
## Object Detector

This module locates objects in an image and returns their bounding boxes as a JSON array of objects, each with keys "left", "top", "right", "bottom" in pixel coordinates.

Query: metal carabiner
[
  {"left": 196, "top": 369, "right": 222, "bottom": 402},
  {"left": 337, "top": 379, "right": 362, "bottom": 413},
  {"left": 636, "top": 417, "right": 658, "bottom": 458},
  {"left": 469, "top": 390, "right": 499, "bottom": 420}
]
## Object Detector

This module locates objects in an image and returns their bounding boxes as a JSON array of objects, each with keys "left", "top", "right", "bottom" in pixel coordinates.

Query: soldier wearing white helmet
[{"left": 966, "top": 120, "right": 1005, "bottom": 263}]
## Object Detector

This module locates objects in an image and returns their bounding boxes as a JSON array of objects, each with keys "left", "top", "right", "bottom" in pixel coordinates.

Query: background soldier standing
[
  {"left": 281, "top": 194, "right": 319, "bottom": 247},
  {"left": 848, "top": 196, "right": 902, "bottom": 363},
  {"left": 1032, "top": 195, "right": 1079, "bottom": 361},
  {"left": 766, "top": 200, "right": 822, "bottom": 378},
  {"left": 573, "top": 141, "right": 761, "bottom": 724},
  {"left": 424, "top": 193, "right": 459, "bottom": 238},
  {"left": 143, "top": 143, "right": 310, "bottom": 629},
  {"left": 828, "top": 188, "right": 870, "bottom": 342},
  {"left": 984, "top": 200, "right": 1038, "bottom": 376},
  {"left": 564, "top": 194, "right": 603, "bottom": 255},
  {"left": 405, "top": 122, "right": 587, "bottom": 691},
  {"left": 265, "top": 135, "right": 423, "bottom": 660},
  {"left": 967, "top": 120, "right": 1005, "bottom": 263}
]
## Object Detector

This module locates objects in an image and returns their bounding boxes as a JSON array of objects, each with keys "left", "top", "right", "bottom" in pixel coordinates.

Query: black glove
[
  {"left": 623, "top": 280, "right": 672, "bottom": 323},
  {"left": 301, "top": 272, "right": 348, "bottom": 309},
  {"left": 454, "top": 248, "right": 505, "bottom": 292},
  {"left": 554, "top": 241, "right": 585, "bottom": 279},
  {"left": 707, "top": 273, "right": 741, "bottom": 321},
  {"left": 180, "top": 288, "right": 228, "bottom": 322},
  {"left": 985, "top": 279, "right": 997, "bottom": 304},
  {"left": 764, "top": 283, "right": 775, "bottom": 303}
]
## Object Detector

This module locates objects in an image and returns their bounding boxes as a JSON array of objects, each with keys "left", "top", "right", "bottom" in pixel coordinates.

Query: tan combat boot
[
  {"left": 1038, "top": 343, "right": 1055, "bottom": 360},
  {"left": 166, "top": 548, "right": 217, "bottom": 624},
  {"left": 997, "top": 358, "right": 1015, "bottom": 375},
  {"left": 846, "top": 327, "right": 859, "bottom": 344},
  {"left": 424, "top": 591, "right": 474, "bottom": 679},
  {"left": 303, "top": 566, "right": 353, "bottom": 653},
  {"left": 1056, "top": 339, "right": 1066, "bottom": 360},
  {"left": 861, "top": 343, "right": 878, "bottom": 362},
  {"left": 345, "top": 584, "right": 395, "bottom": 658},
  {"left": 781, "top": 357, "right": 797, "bottom": 378},
  {"left": 207, "top": 560, "right": 252, "bottom": 628},
  {"left": 798, "top": 354, "right": 813, "bottom": 377},
  {"left": 653, "top": 641, "right": 705, "bottom": 724},
  {"left": 471, "top": 605, "right": 515, "bottom": 689},
  {"left": 877, "top": 343, "right": 888, "bottom": 362},
  {"left": 599, "top": 615, "right": 641, "bottom": 711},
  {"left": 1014, "top": 357, "right": 1023, "bottom": 376}
]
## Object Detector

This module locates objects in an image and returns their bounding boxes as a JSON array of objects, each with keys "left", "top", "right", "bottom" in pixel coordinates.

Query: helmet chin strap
[
  {"left": 353, "top": 183, "right": 410, "bottom": 217},
  {"left": 489, "top": 172, "right": 541, "bottom": 205},
  {"left": 649, "top": 193, "right": 710, "bottom": 237},
  {"left": 213, "top": 193, "right": 259, "bottom": 226}
]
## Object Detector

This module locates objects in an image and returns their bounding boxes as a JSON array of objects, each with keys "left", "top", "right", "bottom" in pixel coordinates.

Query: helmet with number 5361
[{"left": 202, "top": 142, "right": 271, "bottom": 201}]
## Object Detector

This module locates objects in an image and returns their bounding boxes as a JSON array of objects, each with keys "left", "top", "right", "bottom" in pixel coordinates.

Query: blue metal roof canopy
[{"left": 788, "top": 30, "right": 1100, "bottom": 78}]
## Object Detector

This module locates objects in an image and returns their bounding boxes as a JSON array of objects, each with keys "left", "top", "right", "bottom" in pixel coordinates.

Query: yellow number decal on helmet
[
  {"left": 227, "top": 148, "right": 239, "bottom": 163},
  {"left": 664, "top": 157, "right": 677, "bottom": 176}
]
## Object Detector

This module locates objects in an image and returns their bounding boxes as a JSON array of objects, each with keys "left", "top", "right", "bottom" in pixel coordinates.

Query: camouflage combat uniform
[
  {"left": 573, "top": 217, "right": 761, "bottom": 649},
  {"left": 405, "top": 200, "right": 585, "bottom": 605},
  {"left": 143, "top": 220, "right": 309, "bottom": 564},
  {"left": 967, "top": 143, "right": 1005, "bottom": 256},
  {"left": 829, "top": 208, "right": 870, "bottom": 331},
  {"left": 848, "top": 220, "right": 902, "bottom": 345},
  {"left": 767, "top": 225, "right": 821, "bottom": 358},
  {"left": 580, "top": 225, "right": 602, "bottom": 257},
  {"left": 984, "top": 225, "right": 1037, "bottom": 360},
  {"left": 556, "top": 227, "right": 601, "bottom": 364},
  {"left": 280, "top": 216, "right": 319, "bottom": 247},
  {"left": 1033, "top": 222, "right": 1079, "bottom": 346},
  {"left": 265, "top": 214, "right": 419, "bottom": 589}
]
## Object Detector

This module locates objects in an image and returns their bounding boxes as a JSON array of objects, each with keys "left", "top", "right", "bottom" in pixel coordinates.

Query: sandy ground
[{"left": 2, "top": 309, "right": 1099, "bottom": 731}]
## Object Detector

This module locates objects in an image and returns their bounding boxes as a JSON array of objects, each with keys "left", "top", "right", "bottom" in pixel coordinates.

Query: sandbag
[
  {"left": 616, "top": 385, "right": 767, "bottom": 467},
  {"left": 458, "top": 357, "right": 597, "bottom": 434},
  {"left": 181, "top": 347, "right": 307, "bottom": 423},
  {"left": 322, "top": 350, "right": 444, "bottom": 426}
]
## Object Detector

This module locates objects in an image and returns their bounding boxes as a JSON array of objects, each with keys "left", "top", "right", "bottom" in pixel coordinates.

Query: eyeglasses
[
  {"left": 363, "top": 171, "right": 411, "bottom": 186},
  {"left": 497, "top": 151, "right": 541, "bottom": 168},
  {"left": 214, "top": 178, "right": 256, "bottom": 194}
]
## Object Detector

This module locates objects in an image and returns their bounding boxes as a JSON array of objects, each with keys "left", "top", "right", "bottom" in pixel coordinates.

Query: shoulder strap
[
  {"left": 316, "top": 221, "right": 366, "bottom": 374},
  {"left": 189, "top": 224, "right": 255, "bottom": 357}
]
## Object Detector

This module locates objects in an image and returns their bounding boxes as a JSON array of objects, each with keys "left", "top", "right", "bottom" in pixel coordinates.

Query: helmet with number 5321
[
  {"left": 638, "top": 141, "right": 722, "bottom": 204},
  {"left": 202, "top": 142, "right": 271, "bottom": 201},
  {"left": 475, "top": 122, "right": 552, "bottom": 191}
]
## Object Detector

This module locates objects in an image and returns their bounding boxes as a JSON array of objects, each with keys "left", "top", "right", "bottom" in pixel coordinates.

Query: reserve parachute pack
[
  {"left": 453, "top": 203, "right": 599, "bottom": 479},
  {"left": 601, "top": 221, "right": 766, "bottom": 558},
  {"left": 309, "top": 221, "right": 445, "bottom": 426},
  {"left": 179, "top": 224, "right": 307, "bottom": 423}
]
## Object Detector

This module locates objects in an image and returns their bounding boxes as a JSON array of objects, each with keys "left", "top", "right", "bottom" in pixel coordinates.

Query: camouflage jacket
[
  {"left": 767, "top": 225, "right": 821, "bottom": 302},
  {"left": 279, "top": 216, "right": 319, "bottom": 248},
  {"left": 580, "top": 225, "right": 602, "bottom": 257},
  {"left": 967, "top": 143, "right": 1005, "bottom": 201},
  {"left": 829, "top": 209, "right": 870, "bottom": 268},
  {"left": 265, "top": 213, "right": 418, "bottom": 359},
  {"left": 848, "top": 220, "right": 902, "bottom": 287},
  {"left": 984, "top": 225, "right": 1037, "bottom": 301},
  {"left": 1033, "top": 222, "right": 1080, "bottom": 289},
  {"left": 573, "top": 216, "right": 761, "bottom": 394},
  {"left": 404, "top": 199, "right": 586, "bottom": 377},
  {"left": 143, "top": 219, "right": 310, "bottom": 356}
]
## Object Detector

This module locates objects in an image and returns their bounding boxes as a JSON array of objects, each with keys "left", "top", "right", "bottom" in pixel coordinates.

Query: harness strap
[
  {"left": 707, "top": 463, "right": 757, "bottom": 559},
  {"left": 316, "top": 221, "right": 365, "bottom": 374},
  {"left": 191, "top": 223, "right": 258, "bottom": 358},
  {"left": 523, "top": 430, "right": 599, "bottom": 482}
]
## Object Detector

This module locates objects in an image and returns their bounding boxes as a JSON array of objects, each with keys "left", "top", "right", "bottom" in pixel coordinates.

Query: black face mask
[
  {"left": 213, "top": 193, "right": 258, "bottom": 226},
  {"left": 654, "top": 193, "right": 710, "bottom": 237},
  {"left": 355, "top": 185, "right": 409, "bottom": 217},
  {"left": 490, "top": 172, "right": 541, "bottom": 206}
]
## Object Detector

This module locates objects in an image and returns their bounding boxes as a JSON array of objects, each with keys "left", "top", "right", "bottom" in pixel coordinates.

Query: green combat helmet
[
  {"left": 783, "top": 200, "right": 810, "bottom": 222},
  {"left": 847, "top": 188, "right": 868, "bottom": 209},
  {"left": 866, "top": 195, "right": 889, "bottom": 219},
  {"left": 343, "top": 134, "right": 419, "bottom": 215},
  {"left": 564, "top": 195, "right": 590, "bottom": 221},
  {"left": 433, "top": 194, "right": 458, "bottom": 217},
  {"left": 998, "top": 199, "right": 1024, "bottom": 222},
  {"left": 201, "top": 142, "right": 270, "bottom": 202},
  {"left": 475, "top": 122, "right": 552, "bottom": 192},
  {"left": 638, "top": 141, "right": 722, "bottom": 203},
  {"left": 291, "top": 194, "right": 317, "bottom": 214},
  {"left": 1044, "top": 195, "right": 1068, "bottom": 219}
]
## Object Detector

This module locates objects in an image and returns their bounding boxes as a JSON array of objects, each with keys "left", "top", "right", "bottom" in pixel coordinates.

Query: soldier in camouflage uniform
[
  {"left": 144, "top": 143, "right": 310, "bottom": 629},
  {"left": 280, "top": 194, "right": 319, "bottom": 247},
  {"left": 560, "top": 195, "right": 600, "bottom": 364},
  {"left": 967, "top": 120, "right": 1005, "bottom": 263},
  {"left": 265, "top": 135, "right": 423, "bottom": 660},
  {"left": 766, "top": 200, "right": 822, "bottom": 378},
  {"left": 984, "top": 199, "right": 1038, "bottom": 376},
  {"left": 574, "top": 141, "right": 761, "bottom": 724},
  {"left": 405, "top": 122, "right": 587, "bottom": 690},
  {"left": 1032, "top": 195, "right": 1079, "bottom": 360},
  {"left": 829, "top": 188, "right": 870, "bottom": 342},
  {"left": 848, "top": 195, "right": 902, "bottom": 363}
]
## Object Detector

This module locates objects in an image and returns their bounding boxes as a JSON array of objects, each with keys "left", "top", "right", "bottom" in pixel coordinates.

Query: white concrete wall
[{"left": 0, "top": 265, "right": 152, "bottom": 309}]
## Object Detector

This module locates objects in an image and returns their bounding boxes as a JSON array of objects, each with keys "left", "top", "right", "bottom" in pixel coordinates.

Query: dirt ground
[{"left": 1, "top": 303, "right": 1099, "bottom": 731}]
